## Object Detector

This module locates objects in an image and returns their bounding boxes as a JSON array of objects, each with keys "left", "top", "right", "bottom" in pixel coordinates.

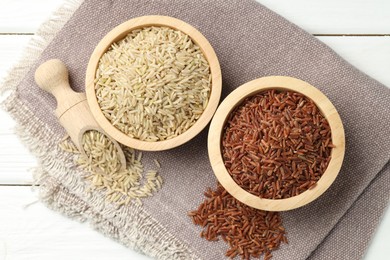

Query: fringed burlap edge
[{"left": 0, "top": 1, "right": 200, "bottom": 259}]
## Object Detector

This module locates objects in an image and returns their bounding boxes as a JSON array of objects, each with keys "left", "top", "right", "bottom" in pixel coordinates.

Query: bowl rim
[
  {"left": 208, "top": 76, "right": 345, "bottom": 211},
  {"left": 85, "top": 15, "right": 222, "bottom": 151}
]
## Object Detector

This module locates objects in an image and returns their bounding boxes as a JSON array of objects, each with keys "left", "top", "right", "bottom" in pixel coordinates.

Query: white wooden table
[{"left": 0, "top": 1, "right": 389, "bottom": 259}]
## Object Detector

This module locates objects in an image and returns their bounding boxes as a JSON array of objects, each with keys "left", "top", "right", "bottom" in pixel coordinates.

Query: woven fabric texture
[{"left": 1, "top": 0, "right": 390, "bottom": 259}]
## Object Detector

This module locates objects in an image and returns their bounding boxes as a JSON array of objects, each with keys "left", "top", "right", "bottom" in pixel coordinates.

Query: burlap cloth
[{"left": 1, "top": 0, "right": 389, "bottom": 259}]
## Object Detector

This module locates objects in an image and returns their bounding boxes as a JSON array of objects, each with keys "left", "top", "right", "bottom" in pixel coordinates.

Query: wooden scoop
[{"left": 34, "top": 59, "right": 126, "bottom": 170}]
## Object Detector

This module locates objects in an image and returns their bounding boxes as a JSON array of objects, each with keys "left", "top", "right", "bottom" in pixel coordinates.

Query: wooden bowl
[
  {"left": 86, "top": 16, "right": 222, "bottom": 151},
  {"left": 208, "top": 76, "right": 345, "bottom": 211}
]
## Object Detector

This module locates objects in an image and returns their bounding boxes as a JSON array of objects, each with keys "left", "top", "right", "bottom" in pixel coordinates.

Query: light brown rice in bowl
[{"left": 95, "top": 26, "right": 212, "bottom": 142}]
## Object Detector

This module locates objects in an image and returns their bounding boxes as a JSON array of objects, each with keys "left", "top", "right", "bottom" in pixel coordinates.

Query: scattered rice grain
[
  {"left": 189, "top": 184, "right": 287, "bottom": 260},
  {"left": 153, "top": 159, "right": 161, "bottom": 168},
  {"left": 58, "top": 130, "right": 164, "bottom": 205}
]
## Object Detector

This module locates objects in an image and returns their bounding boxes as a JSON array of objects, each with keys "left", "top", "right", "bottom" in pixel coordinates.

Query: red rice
[
  {"left": 189, "top": 184, "right": 287, "bottom": 259},
  {"left": 222, "top": 90, "right": 332, "bottom": 199}
]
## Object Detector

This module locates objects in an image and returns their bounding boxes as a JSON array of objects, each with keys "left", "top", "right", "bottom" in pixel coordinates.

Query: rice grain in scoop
[
  {"left": 95, "top": 26, "right": 211, "bottom": 142},
  {"left": 59, "top": 131, "right": 163, "bottom": 206}
]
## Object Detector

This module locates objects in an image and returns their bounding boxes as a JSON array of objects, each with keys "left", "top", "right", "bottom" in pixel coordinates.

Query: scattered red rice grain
[
  {"left": 189, "top": 184, "right": 287, "bottom": 260},
  {"left": 222, "top": 90, "right": 333, "bottom": 199}
]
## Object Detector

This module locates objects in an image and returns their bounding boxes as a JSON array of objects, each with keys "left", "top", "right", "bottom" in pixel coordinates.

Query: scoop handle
[
  {"left": 34, "top": 59, "right": 85, "bottom": 117},
  {"left": 34, "top": 59, "right": 127, "bottom": 171}
]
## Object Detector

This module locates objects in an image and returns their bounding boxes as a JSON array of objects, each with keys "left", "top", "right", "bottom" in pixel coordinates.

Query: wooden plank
[
  {"left": 1, "top": 35, "right": 389, "bottom": 88},
  {"left": 0, "top": 110, "right": 17, "bottom": 135},
  {"left": 0, "top": 174, "right": 389, "bottom": 260},
  {"left": 0, "top": 91, "right": 36, "bottom": 185},
  {"left": 0, "top": 186, "right": 387, "bottom": 259},
  {"left": 0, "top": 134, "right": 36, "bottom": 184},
  {"left": 0, "top": 35, "right": 30, "bottom": 81},
  {"left": 365, "top": 205, "right": 390, "bottom": 259},
  {"left": 0, "top": 2, "right": 388, "bottom": 259},
  {"left": 0, "top": 0, "right": 389, "bottom": 34},
  {"left": 0, "top": 0, "right": 64, "bottom": 33},
  {"left": 0, "top": 36, "right": 39, "bottom": 185},
  {"left": 257, "top": 0, "right": 390, "bottom": 34},
  {"left": 0, "top": 186, "right": 151, "bottom": 260},
  {"left": 315, "top": 36, "right": 390, "bottom": 87}
]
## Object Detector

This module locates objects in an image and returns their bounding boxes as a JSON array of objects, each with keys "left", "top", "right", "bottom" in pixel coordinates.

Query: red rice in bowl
[{"left": 222, "top": 89, "right": 333, "bottom": 199}]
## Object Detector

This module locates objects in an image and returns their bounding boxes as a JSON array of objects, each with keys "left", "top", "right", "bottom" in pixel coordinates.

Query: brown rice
[
  {"left": 59, "top": 131, "right": 163, "bottom": 205},
  {"left": 95, "top": 26, "right": 212, "bottom": 142}
]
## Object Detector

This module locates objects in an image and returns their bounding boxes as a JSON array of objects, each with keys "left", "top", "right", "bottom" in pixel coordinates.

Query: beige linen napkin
[{"left": 1, "top": 0, "right": 389, "bottom": 259}]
